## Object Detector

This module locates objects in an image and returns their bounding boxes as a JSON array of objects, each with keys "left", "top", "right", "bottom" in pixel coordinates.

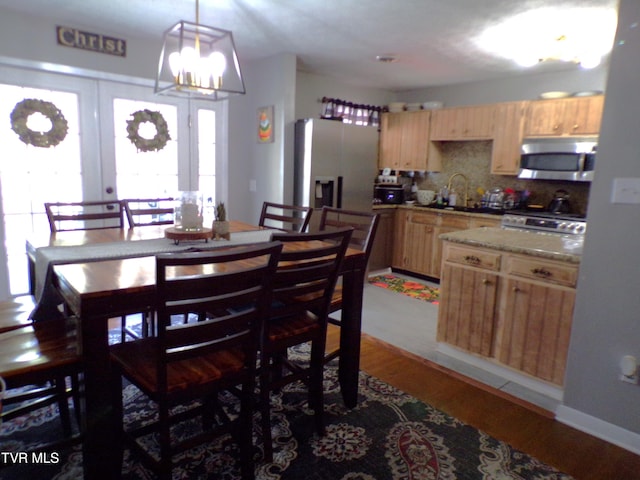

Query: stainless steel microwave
[{"left": 518, "top": 138, "right": 597, "bottom": 182}]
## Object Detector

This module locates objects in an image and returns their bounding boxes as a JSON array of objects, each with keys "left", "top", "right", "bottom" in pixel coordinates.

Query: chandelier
[{"left": 154, "top": 0, "right": 245, "bottom": 100}]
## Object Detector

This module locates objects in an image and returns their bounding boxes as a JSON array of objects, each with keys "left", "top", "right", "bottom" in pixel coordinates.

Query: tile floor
[{"left": 359, "top": 269, "right": 562, "bottom": 413}]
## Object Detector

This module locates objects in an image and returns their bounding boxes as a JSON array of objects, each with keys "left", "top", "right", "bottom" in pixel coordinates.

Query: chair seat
[
  {"left": 110, "top": 337, "right": 248, "bottom": 396},
  {"left": 0, "top": 295, "right": 36, "bottom": 334},
  {"left": 266, "top": 312, "right": 321, "bottom": 343},
  {"left": 0, "top": 318, "right": 79, "bottom": 382},
  {"left": 0, "top": 317, "right": 82, "bottom": 440}
]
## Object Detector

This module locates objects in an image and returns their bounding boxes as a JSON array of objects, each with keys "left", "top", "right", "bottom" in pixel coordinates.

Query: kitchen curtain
[{"left": 320, "top": 97, "right": 382, "bottom": 127}]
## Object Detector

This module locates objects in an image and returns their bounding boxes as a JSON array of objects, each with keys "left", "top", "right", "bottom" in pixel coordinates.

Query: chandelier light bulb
[
  {"left": 209, "top": 51, "right": 227, "bottom": 76},
  {"left": 168, "top": 51, "right": 182, "bottom": 77}
]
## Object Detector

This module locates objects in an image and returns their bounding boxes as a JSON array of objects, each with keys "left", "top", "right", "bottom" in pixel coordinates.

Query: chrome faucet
[{"left": 447, "top": 172, "right": 469, "bottom": 207}]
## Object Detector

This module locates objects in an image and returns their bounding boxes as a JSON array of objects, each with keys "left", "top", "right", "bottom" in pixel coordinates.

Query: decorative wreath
[
  {"left": 10, "top": 99, "right": 69, "bottom": 148},
  {"left": 126, "top": 109, "right": 171, "bottom": 152}
]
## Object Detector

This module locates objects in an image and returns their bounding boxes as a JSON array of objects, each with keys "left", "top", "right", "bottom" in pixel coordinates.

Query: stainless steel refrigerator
[{"left": 294, "top": 118, "right": 379, "bottom": 216}]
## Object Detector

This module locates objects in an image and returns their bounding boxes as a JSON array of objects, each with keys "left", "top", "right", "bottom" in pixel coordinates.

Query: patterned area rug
[
  {"left": 0, "top": 344, "right": 572, "bottom": 479},
  {"left": 369, "top": 273, "right": 440, "bottom": 305}
]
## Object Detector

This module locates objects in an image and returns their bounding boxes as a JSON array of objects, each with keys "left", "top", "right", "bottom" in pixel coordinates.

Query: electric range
[{"left": 501, "top": 210, "right": 587, "bottom": 236}]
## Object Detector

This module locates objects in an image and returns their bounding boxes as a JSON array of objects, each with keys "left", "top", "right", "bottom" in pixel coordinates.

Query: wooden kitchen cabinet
[
  {"left": 379, "top": 111, "right": 433, "bottom": 171},
  {"left": 396, "top": 209, "right": 438, "bottom": 276},
  {"left": 491, "top": 101, "right": 526, "bottom": 175},
  {"left": 437, "top": 244, "right": 500, "bottom": 356},
  {"left": 438, "top": 240, "right": 578, "bottom": 386},
  {"left": 368, "top": 207, "right": 396, "bottom": 272},
  {"left": 393, "top": 208, "right": 471, "bottom": 279},
  {"left": 524, "top": 95, "right": 604, "bottom": 137},
  {"left": 494, "top": 255, "right": 577, "bottom": 384},
  {"left": 430, "top": 104, "right": 496, "bottom": 141}
]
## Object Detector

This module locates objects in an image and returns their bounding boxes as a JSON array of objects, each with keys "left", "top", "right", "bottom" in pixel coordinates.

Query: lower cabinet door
[
  {"left": 437, "top": 263, "right": 498, "bottom": 356},
  {"left": 495, "top": 278, "right": 575, "bottom": 385}
]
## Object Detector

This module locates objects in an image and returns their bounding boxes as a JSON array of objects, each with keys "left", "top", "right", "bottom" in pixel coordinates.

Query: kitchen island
[{"left": 437, "top": 227, "right": 581, "bottom": 387}]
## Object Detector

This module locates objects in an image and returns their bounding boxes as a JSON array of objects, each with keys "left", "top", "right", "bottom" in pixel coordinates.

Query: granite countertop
[
  {"left": 374, "top": 203, "right": 505, "bottom": 221},
  {"left": 439, "top": 227, "right": 582, "bottom": 264}
]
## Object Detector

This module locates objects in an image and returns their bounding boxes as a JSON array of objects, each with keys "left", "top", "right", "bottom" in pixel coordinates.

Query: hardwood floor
[{"left": 326, "top": 325, "right": 640, "bottom": 480}]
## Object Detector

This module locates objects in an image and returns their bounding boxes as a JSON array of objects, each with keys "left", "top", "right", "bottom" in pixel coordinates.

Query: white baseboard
[
  {"left": 436, "top": 343, "right": 564, "bottom": 401},
  {"left": 556, "top": 405, "right": 640, "bottom": 456}
]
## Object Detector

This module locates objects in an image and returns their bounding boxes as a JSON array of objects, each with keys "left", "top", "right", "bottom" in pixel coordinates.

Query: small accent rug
[
  {"left": 369, "top": 273, "right": 440, "bottom": 305},
  {"left": 0, "top": 344, "right": 573, "bottom": 479}
]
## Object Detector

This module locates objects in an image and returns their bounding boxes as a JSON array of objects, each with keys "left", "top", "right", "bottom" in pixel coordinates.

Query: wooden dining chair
[
  {"left": 122, "top": 197, "right": 175, "bottom": 228},
  {"left": 260, "top": 227, "right": 352, "bottom": 462},
  {"left": 0, "top": 316, "right": 82, "bottom": 441},
  {"left": 109, "top": 241, "right": 283, "bottom": 480},
  {"left": 0, "top": 294, "right": 36, "bottom": 334},
  {"left": 258, "top": 201, "right": 313, "bottom": 232},
  {"left": 317, "top": 207, "right": 379, "bottom": 363},
  {"left": 45, "top": 200, "right": 125, "bottom": 232}
]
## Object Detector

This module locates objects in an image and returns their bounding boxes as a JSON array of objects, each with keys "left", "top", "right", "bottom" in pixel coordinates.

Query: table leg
[
  {"left": 80, "top": 315, "right": 121, "bottom": 479},
  {"left": 337, "top": 266, "right": 364, "bottom": 409}
]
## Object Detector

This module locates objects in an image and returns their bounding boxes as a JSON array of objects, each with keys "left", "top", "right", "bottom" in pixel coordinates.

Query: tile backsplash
[{"left": 403, "top": 141, "right": 590, "bottom": 215}]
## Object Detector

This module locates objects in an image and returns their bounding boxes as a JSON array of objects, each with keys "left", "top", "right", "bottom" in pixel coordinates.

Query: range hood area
[{"left": 517, "top": 138, "right": 598, "bottom": 182}]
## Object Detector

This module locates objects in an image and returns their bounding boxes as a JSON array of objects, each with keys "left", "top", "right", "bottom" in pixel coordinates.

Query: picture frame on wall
[{"left": 257, "top": 105, "right": 274, "bottom": 143}]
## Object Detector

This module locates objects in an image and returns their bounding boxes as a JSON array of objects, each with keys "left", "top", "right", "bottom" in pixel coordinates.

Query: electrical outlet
[
  {"left": 620, "top": 373, "right": 638, "bottom": 384},
  {"left": 619, "top": 355, "right": 638, "bottom": 384}
]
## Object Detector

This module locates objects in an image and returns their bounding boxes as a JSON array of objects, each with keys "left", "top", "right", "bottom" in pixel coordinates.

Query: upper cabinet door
[
  {"left": 379, "top": 111, "right": 432, "bottom": 171},
  {"left": 430, "top": 105, "right": 495, "bottom": 140},
  {"left": 565, "top": 95, "right": 605, "bottom": 136},
  {"left": 491, "top": 101, "right": 526, "bottom": 175},
  {"left": 524, "top": 95, "right": 604, "bottom": 137}
]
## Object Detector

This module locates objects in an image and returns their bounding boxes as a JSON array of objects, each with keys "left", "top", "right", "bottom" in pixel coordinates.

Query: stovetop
[{"left": 501, "top": 210, "right": 587, "bottom": 235}]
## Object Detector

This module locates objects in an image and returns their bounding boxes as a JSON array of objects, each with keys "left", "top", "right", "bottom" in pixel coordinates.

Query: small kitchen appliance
[
  {"left": 374, "top": 184, "right": 404, "bottom": 204},
  {"left": 518, "top": 138, "right": 597, "bottom": 182},
  {"left": 501, "top": 210, "right": 586, "bottom": 236},
  {"left": 547, "top": 189, "right": 572, "bottom": 214}
]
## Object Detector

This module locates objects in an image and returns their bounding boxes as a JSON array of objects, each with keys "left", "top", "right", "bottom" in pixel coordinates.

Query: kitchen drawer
[
  {"left": 506, "top": 255, "right": 578, "bottom": 287},
  {"left": 444, "top": 244, "right": 501, "bottom": 271},
  {"left": 440, "top": 214, "right": 471, "bottom": 229},
  {"left": 469, "top": 216, "right": 501, "bottom": 229},
  {"left": 408, "top": 211, "right": 439, "bottom": 226}
]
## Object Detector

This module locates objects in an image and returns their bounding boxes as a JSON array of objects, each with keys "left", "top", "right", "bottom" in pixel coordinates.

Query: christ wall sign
[{"left": 56, "top": 26, "right": 126, "bottom": 57}]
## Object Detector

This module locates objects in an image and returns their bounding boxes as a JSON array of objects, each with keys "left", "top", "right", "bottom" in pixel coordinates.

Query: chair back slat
[
  {"left": 319, "top": 207, "right": 380, "bottom": 264},
  {"left": 259, "top": 201, "right": 313, "bottom": 233},
  {"left": 45, "top": 201, "right": 125, "bottom": 232},
  {"left": 155, "top": 242, "right": 282, "bottom": 383},
  {"left": 270, "top": 228, "right": 353, "bottom": 323},
  {"left": 122, "top": 197, "right": 175, "bottom": 228}
]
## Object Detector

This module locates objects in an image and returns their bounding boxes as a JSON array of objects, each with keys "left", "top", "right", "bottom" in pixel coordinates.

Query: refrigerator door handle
[{"left": 337, "top": 176, "right": 343, "bottom": 208}]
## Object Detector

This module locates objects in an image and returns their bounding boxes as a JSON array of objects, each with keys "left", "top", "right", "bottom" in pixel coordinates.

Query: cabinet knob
[
  {"left": 513, "top": 286, "right": 521, "bottom": 293},
  {"left": 573, "top": 124, "right": 579, "bottom": 130},
  {"left": 482, "top": 278, "right": 491, "bottom": 285}
]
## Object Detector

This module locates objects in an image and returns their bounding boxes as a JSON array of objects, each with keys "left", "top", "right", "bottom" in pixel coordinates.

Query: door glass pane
[
  {"left": 198, "top": 108, "right": 216, "bottom": 221},
  {"left": 113, "top": 98, "right": 178, "bottom": 199},
  {"left": 0, "top": 85, "right": 81, "bottom": 294}
]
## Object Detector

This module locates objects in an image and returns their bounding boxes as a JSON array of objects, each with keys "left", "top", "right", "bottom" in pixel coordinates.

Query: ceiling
[{"left": 0, "top": 0, "right": 620, "bottom": 91}]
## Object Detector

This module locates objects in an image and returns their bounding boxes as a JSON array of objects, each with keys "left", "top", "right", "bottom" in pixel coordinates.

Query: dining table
[{"left": 26, "top": 221, "right": 366, "bottom": 479}]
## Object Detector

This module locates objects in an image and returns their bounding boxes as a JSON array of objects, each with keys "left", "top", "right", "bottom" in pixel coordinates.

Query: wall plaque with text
[{"left": 56, "top": 26, "right": 126, "bottom": 57}]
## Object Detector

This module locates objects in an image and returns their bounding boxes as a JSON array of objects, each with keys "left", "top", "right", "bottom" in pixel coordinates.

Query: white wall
[
  {"left": 557, "top": 0, "right": 640, "bottom": 448},
  {"left": 227, "top": 53, "right": 297, "bottom": 225},
  {"left": 295, "top": 71, "right": 395, "bottom": 119},
  {"left": 0, "top": 7, "right": 160, "bottom": 84},
  {"left": 398, "top": 65, "right": 609, "bottom": 107}
]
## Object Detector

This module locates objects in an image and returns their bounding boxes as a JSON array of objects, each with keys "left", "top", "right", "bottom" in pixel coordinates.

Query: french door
[{"left": 0, "top": 66, "right": 226, "bottom": 297}]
